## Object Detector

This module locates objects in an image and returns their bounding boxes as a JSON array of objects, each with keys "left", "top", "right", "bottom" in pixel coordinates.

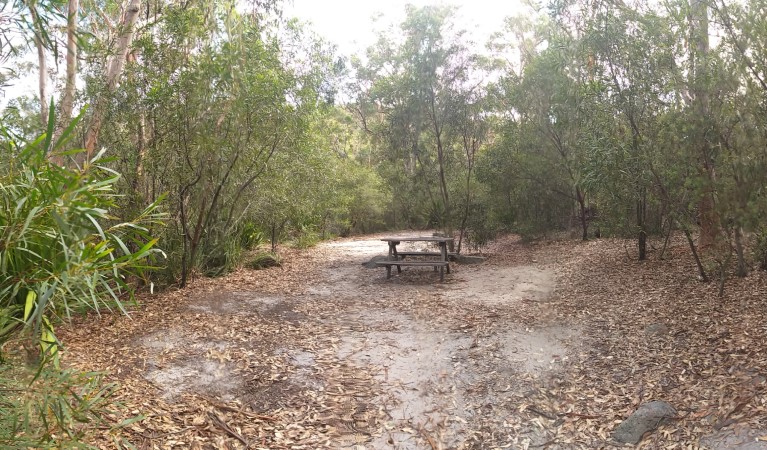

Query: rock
[
  {"left": 613, "top": 401, "right": 676, "bottom": 444},
  {"left": 362, "top": 255, "right": 390, "bottom": 269},
  {"left": 702, "top": 426, "right": 767, "bottom": 450},
  {"left": 455, "top": 255, "right": 486, "bottom": 264},
  {"left": 645, "top": 322, "right": 670, "bottom": 337}
]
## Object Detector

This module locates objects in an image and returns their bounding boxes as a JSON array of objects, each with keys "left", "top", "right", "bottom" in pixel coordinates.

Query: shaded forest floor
[{"left": 59, "top": 233, "right": 767, "bottom": 449}]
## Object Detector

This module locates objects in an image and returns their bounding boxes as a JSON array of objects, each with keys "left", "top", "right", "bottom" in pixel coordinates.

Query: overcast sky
[{"left": 283, "top": 0, "right": 528, "bottom": 57}]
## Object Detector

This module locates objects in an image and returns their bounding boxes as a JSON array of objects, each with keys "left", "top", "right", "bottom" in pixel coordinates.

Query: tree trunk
[
  {"left": 271, "top": 224, "right": 277, "bottom": 253},
  {"left": 690, "top": 0, "right": 719, "bottom": 249},
  {"left": 29, "top": 6, "right": 50, "bottom": 128},
  {"left": 637, "top": 193, "right": 647, "bottom": 261},
  {"left": 576, "top": 186, "right": 588, "bottom": 241},
  {"left": 48, "top": 0, "right": 79, "bottom": 166},
  {"left": 179, "top": 188, "right": 190, "bottom": 288},
  {"left": 56, "top": 0, "right": 79, "bottom": 134},
  {"left": 684, "top": 227, "right": 708, "bottom": 282},
  {"left": 734, "top": 226, "right": 747, "bottom": 277},
  {"left": 457, "top": 130, "right": 480, "bottom": 255},
  {"left": 658, "top": 218, "right": 672, "bottom": 261},
  {"left": 82, "top": 0, "right": 142, "bottom": 162},
  {"left": 428, "top": 85, "right": 451, "bottom": 236}
]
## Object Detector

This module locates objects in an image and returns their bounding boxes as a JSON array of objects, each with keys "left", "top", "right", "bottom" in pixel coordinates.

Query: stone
[
  {"left": 362, "top": 255, "right": 391, "bottom": 269},
  {"left": 702, "top": 427, "right": 767, "bottom": 450},
  {"left": 455, "top": 255, "right": 486, "bottom": 264},
  {"left": 613, "top": 401, "right": 676, "bottom": 444},
  {"left": 645, "top": 322, "right": 670, "bottom": 337}
]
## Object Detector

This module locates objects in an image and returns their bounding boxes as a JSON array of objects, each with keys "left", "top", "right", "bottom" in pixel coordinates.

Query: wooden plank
[
  {"left": 395, "top": 251, "right": 457, "bottom": 258},
  {"left": 381, "top": 236, "right": 454, "bottom": 243},
  {"left": 375, "top": 260, "right": 449, "bottom": 281},
  {"left": 374, "top": 261, "right": 449, "bottom": 267}
]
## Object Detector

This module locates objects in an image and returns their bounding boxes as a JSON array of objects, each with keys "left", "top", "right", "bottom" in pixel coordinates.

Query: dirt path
[
  {"left": 317, "top": 236, "right": 574, "bottom": 449},
  {"left": 59, "top": 233, "right": 767, "bottom": 449}
]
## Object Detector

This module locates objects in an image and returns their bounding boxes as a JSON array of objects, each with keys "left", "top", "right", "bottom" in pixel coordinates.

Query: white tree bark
[
  {"left": 82, "top": 0, "right": 142, "bottom": 161},
  {"left": 58, "top": 0, "right": 79, "bottom": 129},
  {"left": 29, "top": 5, "right": 50, "bottom": 127},
  {"left": 49, "top": 0, "right": 80, "bottom": 166}
]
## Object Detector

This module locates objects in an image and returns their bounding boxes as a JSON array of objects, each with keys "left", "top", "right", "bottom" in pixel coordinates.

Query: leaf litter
[{"left": 57, "top": 233, "right": 767, "bottom": 448}]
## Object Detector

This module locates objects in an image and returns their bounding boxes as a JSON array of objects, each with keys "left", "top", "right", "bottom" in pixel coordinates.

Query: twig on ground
[
  {"left": 208, "top": 411, "right": 249, "bottom": 446},
  {"left": 527, "top": 406, "right": 558, "bottom": 421}
]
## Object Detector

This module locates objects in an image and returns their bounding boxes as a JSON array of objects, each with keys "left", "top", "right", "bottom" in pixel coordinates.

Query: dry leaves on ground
[{"left": 56, "top": 233, "right": 767, "bottom": 449}]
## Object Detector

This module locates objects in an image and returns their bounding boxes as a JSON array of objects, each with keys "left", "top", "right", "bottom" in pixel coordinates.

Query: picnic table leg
[
  {"left": 440, "top": 242, "right": 451, "bottom": 274},
  {"left": 439, "top": 265, "right": 444, "bottom": 282},
  {"left": 386, "top": 265, "right": 392, "bottom": 279},
  {"left": 396, "top": 264, "right": 402, "bottom": 273},
  {"left": 390, "top": 241, "right": 402, "bottom": 259}
]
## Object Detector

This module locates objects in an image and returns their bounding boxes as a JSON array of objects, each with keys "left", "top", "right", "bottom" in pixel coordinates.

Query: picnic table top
[{"left": 380, "top": 236, "right": 454, "bottom": 243}]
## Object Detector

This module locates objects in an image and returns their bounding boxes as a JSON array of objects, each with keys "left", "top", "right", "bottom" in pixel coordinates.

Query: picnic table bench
[
  {"left": 393, "top": 251, "right": 458, "bottom": 259},
  {"left": 375, "top": 236, "right": 454, "bottom": 281}
]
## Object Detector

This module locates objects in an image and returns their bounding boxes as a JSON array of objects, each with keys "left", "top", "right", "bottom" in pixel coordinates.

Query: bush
[
  {"left": 0, "top": 120, "right": 164, "bottom": 350},
  {"left": 0, "top": 353, "right": 127, "bottom": 448},
  {"left": 290, "top": 224, "right": 321, "bottom": 249},
  {"left": 240, "top": 223, "right": 264, "bottom": 250},
  {"left": 0, "top": 113, "right": 163, "bottom": 448},
  {"left": 754, "top": 227, "right": 767, "bottom": 271}
]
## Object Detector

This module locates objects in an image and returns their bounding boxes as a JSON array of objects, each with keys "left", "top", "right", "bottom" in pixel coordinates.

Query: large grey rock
[
  {"left": 454, "top": 255, "right": 486, "bottom": 264},
  {"left": 645, "top": 322, "right": 670, "bottom": 337},
  {"left": 702, "top": 427, "right": 767, "bottom": 450},
  {"left": 613, "top": 401, "right": 677, "bottom": 444},
  {"left": 362, "top": 255, "right": 391, "bottom": 269}
]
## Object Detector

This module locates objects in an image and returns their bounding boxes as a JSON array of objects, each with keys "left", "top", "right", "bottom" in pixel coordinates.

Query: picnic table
[{"left": 375, "top": 236, "right": 455, "bottom": 281}]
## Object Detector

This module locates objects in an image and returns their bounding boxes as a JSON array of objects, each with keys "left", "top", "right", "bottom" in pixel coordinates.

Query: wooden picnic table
[{"left": 376, "top": 236, "right": 454, "bottom": 281}]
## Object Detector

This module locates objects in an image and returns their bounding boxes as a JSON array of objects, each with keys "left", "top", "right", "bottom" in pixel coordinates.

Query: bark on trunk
[
  {"left": 734, "top": 226, "right": 747, "bottom": 277},
  {"left": 457, "top": 130, "right": 480, "bottom": 255},
  {"left": 576, "top": 186, "right": 588, "bottom": 241},
  {"left": 638, "top": 203, "right": 646, "bottom": 261},
  {"left": 49, "top": 0, "right": 80, "bottom": 166},
  {"left": 637, "top": 189, "right": 647, "bottom": 261},
  {"left": 428, "top": 85, "right": 451, "bottom": 236},
  {"left": 57, "top": 0, "right": 79, "bottom": 130},
  {"left": 658, "top": 218, "right": 672, "bottom": 261},
  {"left": 29, "top": 6, "right": 50, "bottom": 128},
  {"left": 684, "top": 228, "right": 708, "bottom": 282},
  {"left": 271, "top": 224, "right": 277, "bottom": 253},
  {"left": 82, "top": 0, "right": 142, "bottom": 162},
  {"left": 691, "top": 0, "right": 719, "bottom": 250}
]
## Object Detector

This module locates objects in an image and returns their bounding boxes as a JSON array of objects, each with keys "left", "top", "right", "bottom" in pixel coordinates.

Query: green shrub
[
  {"left": 290, "top": 223, "right": 321, "bottom": 249},
  {"left": 0, "top": 353, "right": 130, "bottom": 449},
  {"left": 240, "top": 223, "right": 264, "bottom": 250},
  {"left": 0, "top": 112, "right": 163, "bottom": 448},
  {"left": 754, "top": 226, "right": 767, "bottom": 271},
  {"left": 0, "top": 118, "right": 164, "bottom": 349}
]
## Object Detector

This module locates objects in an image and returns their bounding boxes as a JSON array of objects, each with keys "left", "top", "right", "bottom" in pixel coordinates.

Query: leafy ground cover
[{"left": 58, "top": 233, "right": 767, "bottom": 449}]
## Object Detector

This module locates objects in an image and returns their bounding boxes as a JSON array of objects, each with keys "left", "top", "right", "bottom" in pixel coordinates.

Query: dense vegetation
[{"left": 1, "top": 0, "right": 766, "bottom": 446}]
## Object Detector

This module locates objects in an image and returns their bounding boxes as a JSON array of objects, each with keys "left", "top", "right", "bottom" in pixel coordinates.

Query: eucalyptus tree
[
  {"left": 90, "top": 1, "right": 341, "bottom": 285},
  {"left": 576, "top": 2, "right": 681, "bottom": 259},
  {"left": 352, "top": 5, "right": 487, "bottom": 235},
  {"left": 451, "top": 86, "right": 489, "bottom": 252},
  {"left": 710, "top": 0, "right": 767, "bottom": 273},
  {"left": 686, "top": 0, "right": 722, "bottom": 250},
  {"left": 0, "top": 0, "right": 66, "bottom": 128},
  {"left": 0, "top": 0, "right": 144, "bottom": 164},
  {"left": 484, "top": 12, "right": 594, "bottom": 240}
]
